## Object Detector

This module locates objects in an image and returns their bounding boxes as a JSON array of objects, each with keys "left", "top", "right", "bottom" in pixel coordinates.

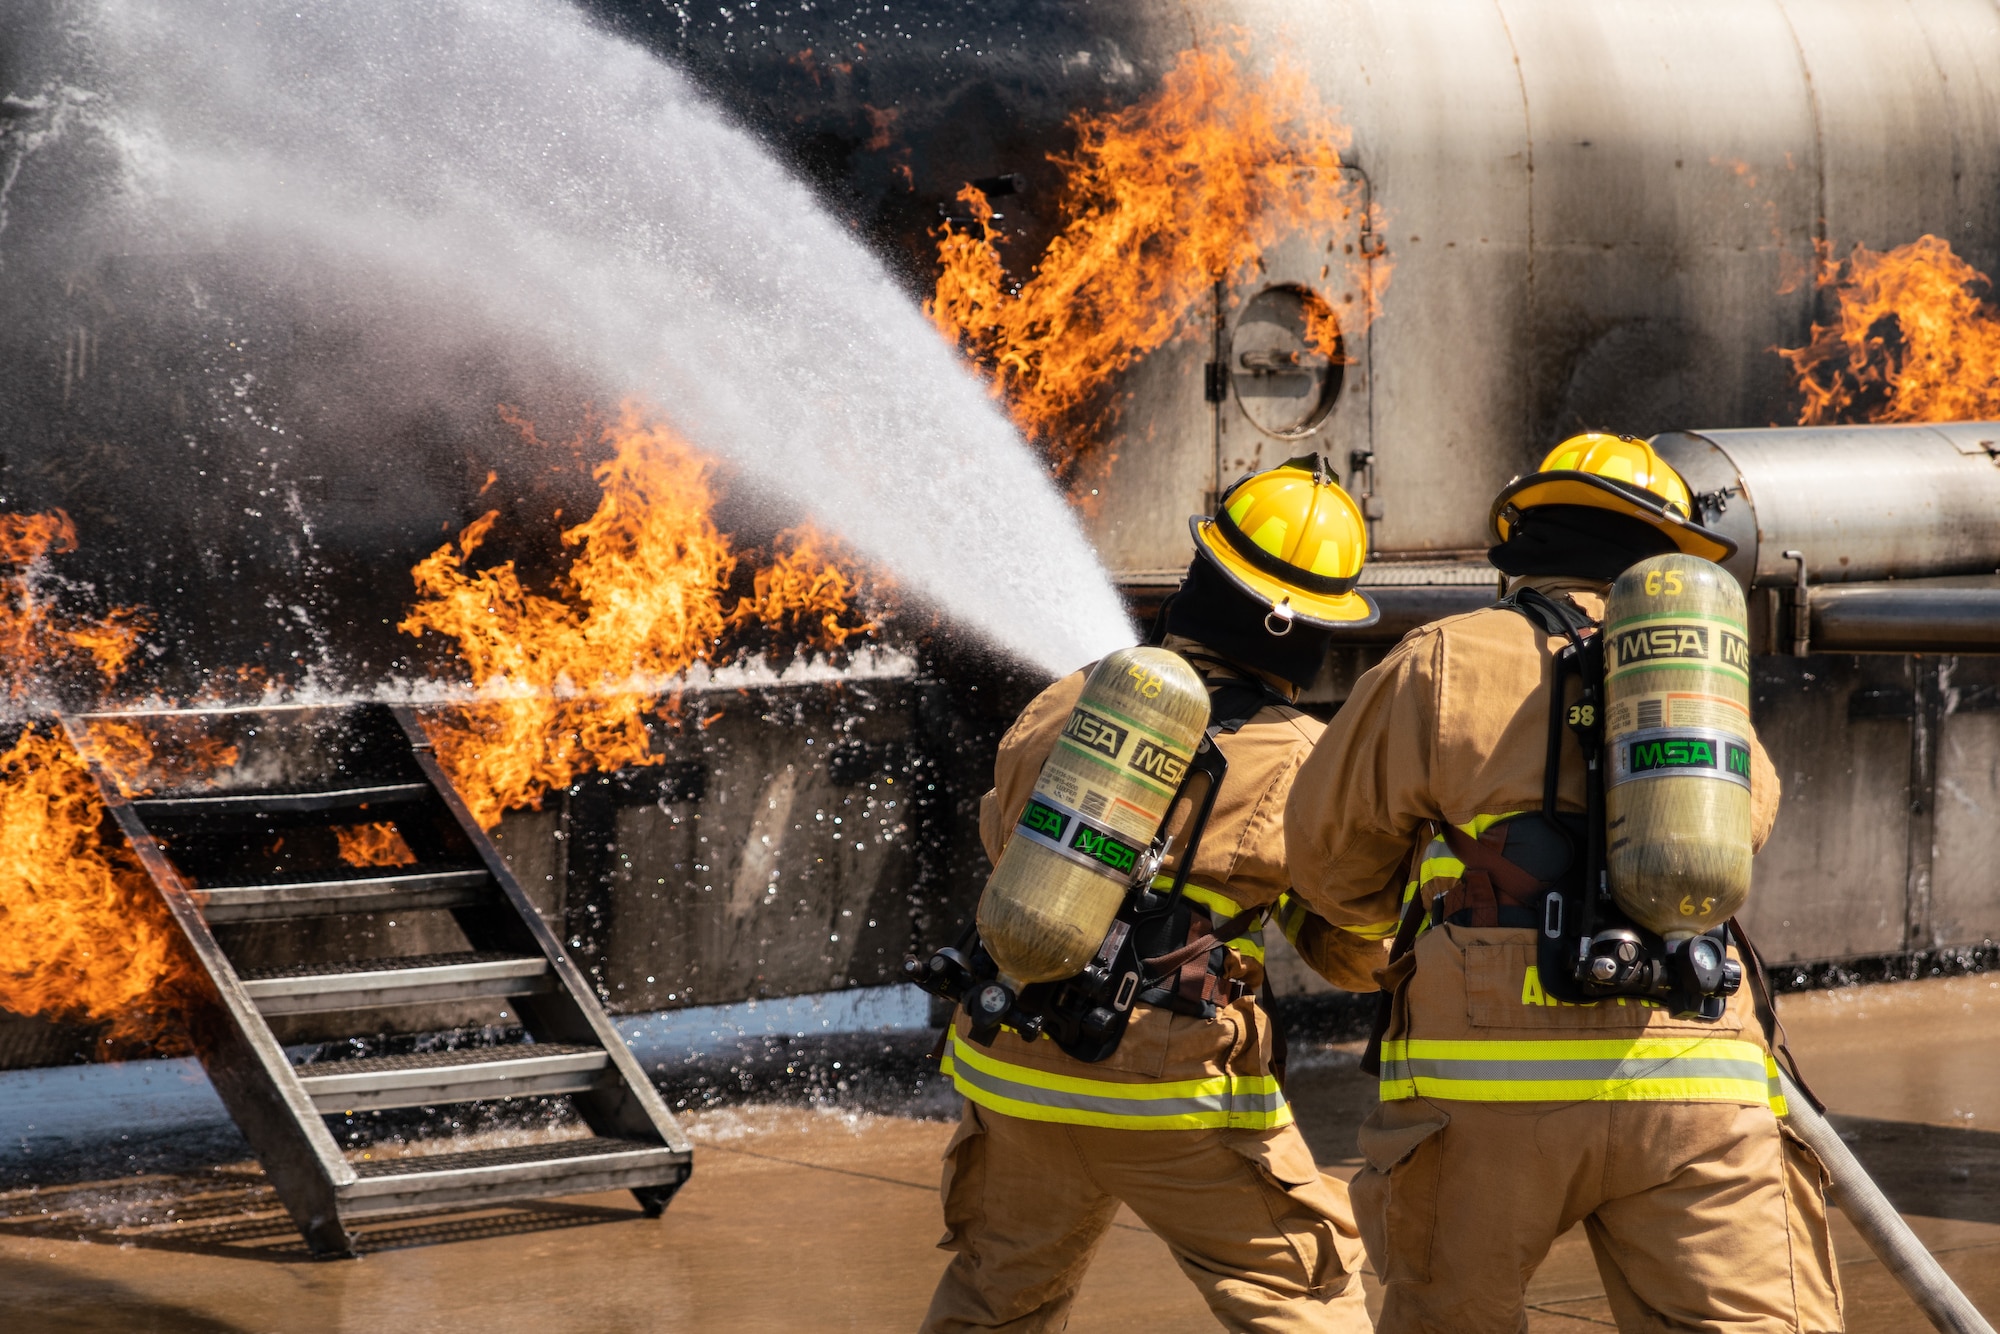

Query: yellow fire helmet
[
  {"left": 1189, "top": 455, "right": 1378, "bottom": 630},
  {"left": 1490, "top": 432, "right": 1737, "bottom": 563}
]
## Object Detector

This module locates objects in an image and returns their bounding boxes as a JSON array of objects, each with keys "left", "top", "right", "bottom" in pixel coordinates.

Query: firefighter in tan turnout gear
[
  {"left": 917, "top": 458, "right": 1383, "bottom": 1333},
  {"left": 1283, "top": 434, "right": 1845, "bottom": 1332}
]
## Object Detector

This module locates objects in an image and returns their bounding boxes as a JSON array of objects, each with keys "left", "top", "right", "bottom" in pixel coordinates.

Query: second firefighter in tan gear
[
  {"left": 1282, "top": 434, "right": 1846, "bottom": 1332},
  {"left": 923, "top": 458, "right": 1382, "bottom": 1334}
]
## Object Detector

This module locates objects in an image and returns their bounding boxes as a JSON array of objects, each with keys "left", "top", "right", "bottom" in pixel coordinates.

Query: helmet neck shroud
[
  {"left": 1488, "top": 503, "right": 1678, "bottom": 583},
  {"left": 1164, "top": 554, "right": 1333, "bottom": 691}
]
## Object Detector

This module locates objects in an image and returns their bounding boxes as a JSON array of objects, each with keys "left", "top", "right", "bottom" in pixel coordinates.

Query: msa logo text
[
  {"left": 1631, "top": 736, "right": 1717, "bottom": 772},
  {"left": 1063, "top": 708, "right": 1128, "bottom": 759},
  {"left": 1629, "top": 737, "right": 1751, "bottom": 776},
  {"left": 1070, "top": 824, "right": 1140, "bottom": 873},
  {"left": 1127, "top": 739, "right": 1187, "bottom": 786},
  {"left": 1020, "top": 800, "right": 1069, "bottom": 841},
  {"left": 1719, "top": 631, "right": 1751, "bottom": 671},
  {"left": 1616, "top": 624, "right": 1707, "bottom": 666}
]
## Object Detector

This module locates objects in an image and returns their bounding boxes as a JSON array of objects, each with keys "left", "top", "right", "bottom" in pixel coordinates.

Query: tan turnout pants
[
  {"left": 922, "top": 1102, "right": 1372, "bottom": 1333},
  {"left": 1351, "top": 1095, "right": 1845, "bottom": 1333}
]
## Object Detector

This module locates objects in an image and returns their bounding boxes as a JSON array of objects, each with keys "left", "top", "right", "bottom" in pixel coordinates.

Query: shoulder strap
[
  {"left": 1500, "top": 588, "right": 1597, "bottom": 822},
  {"left": 1497, "top": 585, "right": 1608, "bottom": 944},
  {"left": 1173, "top": 651, "right": 1294, "bottom": 734},
  {"left": 1497, "top": 585, "right": 1597, "bottom": 639},
  {"left": 1205, "top": 677, "right": 1292, "bottom": 733}
]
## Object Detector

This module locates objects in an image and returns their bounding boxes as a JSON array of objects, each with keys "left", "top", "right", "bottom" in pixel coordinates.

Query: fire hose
[{"left": 1778, "top": 1072, "right": 1996, "bottom": 1334}]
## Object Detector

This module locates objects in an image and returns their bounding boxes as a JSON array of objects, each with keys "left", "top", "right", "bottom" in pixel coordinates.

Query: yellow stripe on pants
[
  {"left": 1378, "top": 1035, "right": 1779, "bottom": 1106},
  {"left": 944, "top": 1033, "right": 1291, "bottom": 1131}
]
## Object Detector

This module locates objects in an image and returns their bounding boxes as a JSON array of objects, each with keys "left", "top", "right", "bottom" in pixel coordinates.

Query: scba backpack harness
[
  {"left": 1361, "top": 588, "right": 1746, "bottom": 1076},
  {"left": 907, "top": 667, "right": 1289, "bottom": 1064}
]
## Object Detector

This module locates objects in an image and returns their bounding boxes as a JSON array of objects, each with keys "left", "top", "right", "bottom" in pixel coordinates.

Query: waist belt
[
  {"left": 1138, "top": 880, "right": 1262, "bottom": 1013},
  {"left": 1432, "top": 817, "right": 1584, "bottom": 930}
]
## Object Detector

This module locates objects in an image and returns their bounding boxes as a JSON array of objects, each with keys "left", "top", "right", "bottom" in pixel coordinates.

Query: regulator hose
[{"left": 1779, "top": 1072, "right": 1996, "bottom": 1334}]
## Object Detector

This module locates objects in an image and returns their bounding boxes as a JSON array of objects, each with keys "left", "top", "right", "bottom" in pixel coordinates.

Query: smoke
[{"left": 0, "top": 0, "right": 1134, "bottom": 678}]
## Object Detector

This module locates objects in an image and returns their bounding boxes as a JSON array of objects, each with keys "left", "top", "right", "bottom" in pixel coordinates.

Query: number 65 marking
[{"left": 1644, "top": 570, "right": 1685, "bottom": 596}]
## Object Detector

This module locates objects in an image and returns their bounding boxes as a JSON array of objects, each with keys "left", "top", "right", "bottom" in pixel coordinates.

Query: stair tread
[
  {"left": 238, "top": 951, "right": 541, "bottom": 982},
  {"left": 348, "top": 1137, "right": 669, "bottom": 1180},
  {"left": 133, "top": 781, "right": 432, "bottom": 814},
  {"left": 202, "top": 866, "right": 490, "bottom": 895},
  {"left": 296, "top": 1044, "right": 602, "bottom": 1079}
]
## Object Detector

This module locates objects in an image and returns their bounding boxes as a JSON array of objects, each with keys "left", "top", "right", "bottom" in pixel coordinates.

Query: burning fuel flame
[
  {"left": 0, "top": 513, "right": 199, "bottom": 1049},
  {"left": 0, "top": 511, "right": 147, "bottom": 701},
  {"left": 728, "top": 524, "right": 878, "bottom": 651},
  {"left": 1778, "top": 235, "right": 2000, "bottom": 424},
  {"left": 926, "top": 45, "right": 1387, "bottom": 473},
  {"left": 0, "top": 726, "right": 196, "bottom": 1051},
  {"left": 403, "top": 405, "right": 875, "bottom": 828},
  {"left": 335, "top": 821, "right": 418, "bottom": 869}
]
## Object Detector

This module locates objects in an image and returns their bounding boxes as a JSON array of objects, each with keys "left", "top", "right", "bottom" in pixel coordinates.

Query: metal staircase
[{"left": 59, "top": 702, "right": 692, "bottom": 1257}]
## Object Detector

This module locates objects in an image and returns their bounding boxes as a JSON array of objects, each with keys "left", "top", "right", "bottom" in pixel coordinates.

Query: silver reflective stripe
[
  {"left": 1380, "top": 1054, "right": 1769, "bottom": 1084},
  {"left": 1012, "top": 791, "right": 1141, "bottom": 883}
]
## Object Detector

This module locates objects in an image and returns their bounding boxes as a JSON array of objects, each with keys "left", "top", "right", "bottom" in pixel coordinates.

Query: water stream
[{"left": 0, "top": 0, "right": 1134, "bottom": 676}]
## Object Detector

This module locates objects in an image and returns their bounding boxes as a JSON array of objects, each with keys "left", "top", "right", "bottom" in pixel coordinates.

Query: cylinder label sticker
[
  {"left": 1015, "top": 793, "right": 1145, "bottom": 883},
  {"left": 1606, "top": 690, "right": 1750, "bottom": 738},
  {"left": 1609, "top": 726, "right": 1753, "bottom": 790},
  {"left": 1606, "top": 615, "right": 1751, "bottom": 683}
]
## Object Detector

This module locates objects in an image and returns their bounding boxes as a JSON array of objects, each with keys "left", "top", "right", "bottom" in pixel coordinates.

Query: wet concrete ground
[{"left": 3, "top": 974, "right": 1999, "bottom": 1331}]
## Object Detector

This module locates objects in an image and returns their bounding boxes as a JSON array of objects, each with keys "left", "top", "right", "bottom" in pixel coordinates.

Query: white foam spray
[{"left": 7, "top": 0, "right": 1136, "bottom": 676}]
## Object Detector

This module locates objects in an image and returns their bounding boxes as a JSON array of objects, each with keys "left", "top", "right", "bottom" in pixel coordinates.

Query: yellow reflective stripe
[
  {"left": 1377, "top": 1036, "right": 1776, "bottom": 1105},
  {"left": 1418, "top": 855, "right": 1465, "bottom": 886},
  {"left": 1275, "top": 893, "right": 1308, "bottom": 945},
  {"left": 1277, "top": 890, "right": 1392, "bottom": 942},
  {"left": 1767, "top": 1056, "right": 1790, "bottom": 1117},
  {"left": 1457, "top": 811, "right": 1524, "bottom": 838},
  {"left": 1156, "top": 881, "right": 1265, "bottom": 962},
  {"left": 943, "top": 1034, "right": 1291, "bottom": 1130},
  {"left": 1176, "top": 882, "right": 1244, "bottom": 918}
]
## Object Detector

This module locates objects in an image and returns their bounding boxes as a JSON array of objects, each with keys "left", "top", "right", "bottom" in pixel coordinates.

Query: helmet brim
[
  {"left": 1189, "top": 516, "right": 1381, "bottom": 628},
  {"left": 1491, "top": 471, "right": 1738, "bottom": 563}
]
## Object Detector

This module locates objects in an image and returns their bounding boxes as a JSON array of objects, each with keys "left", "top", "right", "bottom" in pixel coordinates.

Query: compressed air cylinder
[
  {"left": 976, "top": 647, "right": 1210, "bottom": 989},
  {"left": 1603, "top": 553, "right": 1755, "bottom": 939}
]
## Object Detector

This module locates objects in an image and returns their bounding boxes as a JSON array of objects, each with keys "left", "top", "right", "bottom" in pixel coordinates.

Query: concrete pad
[{"left": 2, "top": 974, "right": 1998, "bottom": 1330}]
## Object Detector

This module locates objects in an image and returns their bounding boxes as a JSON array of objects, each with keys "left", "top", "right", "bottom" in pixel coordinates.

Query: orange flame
[
  {"left": 0, "top": 725, "right": 195, "bottom": 1051},
  {"left": 335, "top": 821, "right": 418, "bottom": 869},
  {"left": 0, "top": 514, "right": 205, "bottom": 1050},
  {"left": 926, "top": 45, "right": 1386, "bottom": 472},
  {"left": 728, "top": 523, "right": 878, "bottom": 652},
  {"left": 1778, "top": 235, "right": 2000, "bottom": 424},
  {"left": 0, "top": 511, "right": 146, "bottom": 699},
  {"left": 402, "top": 405, "right": 874, "bottom": 827}
]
